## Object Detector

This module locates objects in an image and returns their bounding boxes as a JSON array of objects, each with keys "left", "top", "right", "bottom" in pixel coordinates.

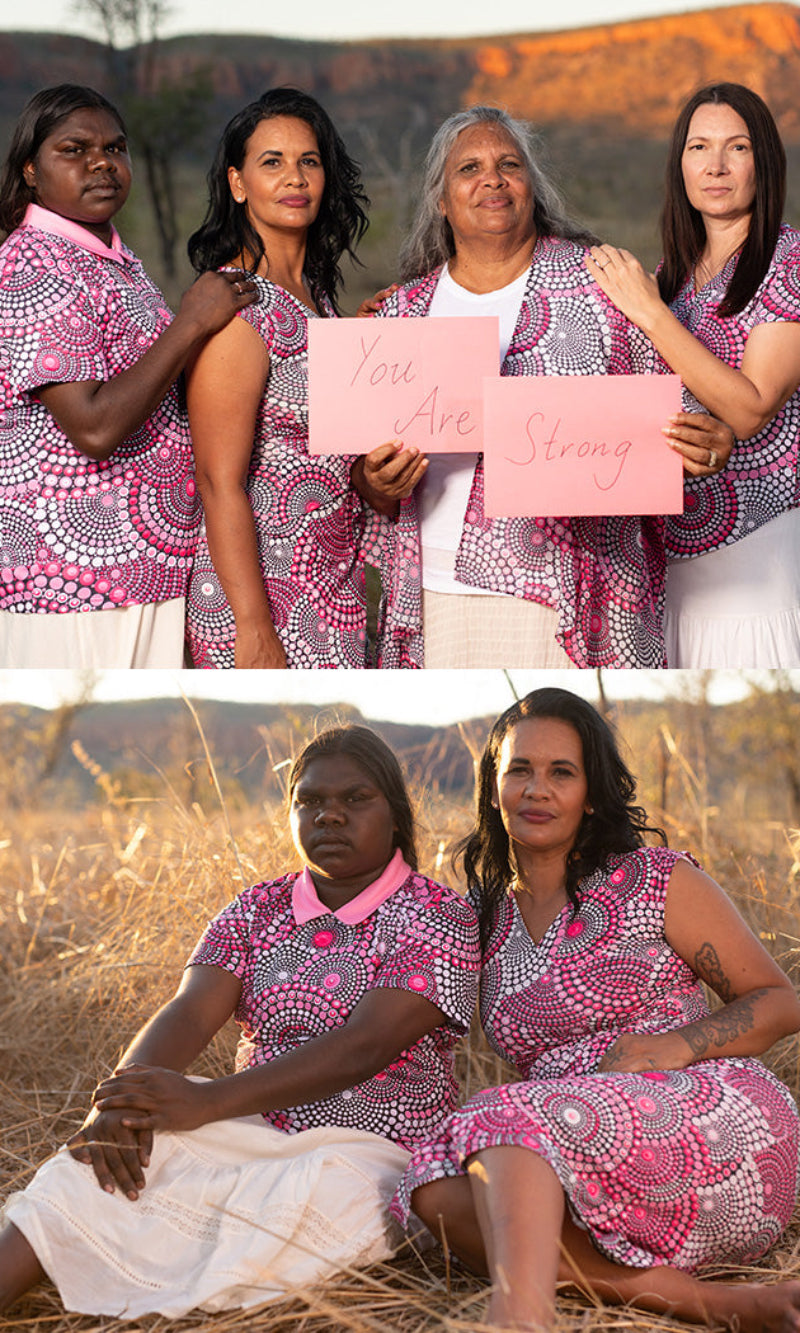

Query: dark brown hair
[
  {"left": 0, "top": 84, "right": 126, "bottom": 235},
  {"left": 658, "top": 82, "right": 785, "bottom": 317},
  {"left": 287, "top": 725, "right": 417, "bottom": 869},
  {"left": 459, "top": 688, "right": 664, "bottom": 947}
]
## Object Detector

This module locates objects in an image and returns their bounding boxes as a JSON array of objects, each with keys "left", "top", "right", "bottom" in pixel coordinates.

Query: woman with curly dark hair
[
  {"left": 392, "top": 687, "right": 800, "bottom": 1332},
  {"left": 184, "top": 89, "right": 420, "bottom": 669}
]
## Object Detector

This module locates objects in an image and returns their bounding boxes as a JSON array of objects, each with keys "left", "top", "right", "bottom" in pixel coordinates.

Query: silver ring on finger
[{"left": 708, "top": 449, "right": 718, "bottom": 470}]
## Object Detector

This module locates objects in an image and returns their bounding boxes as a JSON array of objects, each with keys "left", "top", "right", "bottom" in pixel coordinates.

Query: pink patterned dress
[
  {"left": 185, "top": 278, "right": 413, "bottom": 668},
  {"left": 0, "top": 205, "right": 197, "bottom": 613},
  {"left": 376, "top": 237, "right": 666, "bottom": 668},
  {"left": 393, "top": 846, "right": 800, "bottom": 1271}
]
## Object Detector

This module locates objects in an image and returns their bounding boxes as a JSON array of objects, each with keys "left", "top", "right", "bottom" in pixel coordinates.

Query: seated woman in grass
[
  {"left": 394, "top": 687, "right": 800, "bottom": 1332},
  {"left": 0, "top": 725, "right": 479, "bottom": 1319}
]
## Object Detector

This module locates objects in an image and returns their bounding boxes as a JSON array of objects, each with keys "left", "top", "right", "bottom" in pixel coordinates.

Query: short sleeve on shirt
[
  {"left": 370, "top": 879, "right": 480, "bottom": 1034},
  {"left": 756, "top": 232, "right": 800, "bottom": 327},
  {"left": 0, "top": 229, "right": 113, "bottom": 396},
  {"left": 187, "top": 886, "right": 265, "bottom": 980}
]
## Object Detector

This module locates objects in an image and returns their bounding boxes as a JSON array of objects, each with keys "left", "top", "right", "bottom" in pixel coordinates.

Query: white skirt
[
  {"left": 0, "top": 597, "right": 186, "bottom": 668},
  {"left": 665, "top": 508, "right": 800, "bottom": 667},
  {"left": 3, "top": 1115, "right": 410, "bottom": 1319}
]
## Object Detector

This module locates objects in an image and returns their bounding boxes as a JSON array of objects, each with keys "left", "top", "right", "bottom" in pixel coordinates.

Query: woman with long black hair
[
  {"left": 184, "top": 88, "right": 421, "bottom": 669},
  {"left": 590, "top": 83, "right": 800, "bottom": 666}
]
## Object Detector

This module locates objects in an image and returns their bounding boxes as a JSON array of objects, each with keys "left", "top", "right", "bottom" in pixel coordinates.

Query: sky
[
  {"left": 8, "top": 0, "right": 761, "bottom": 43},
  {"left": 0, "top": 669, "right": 795, "bottom": 726}
]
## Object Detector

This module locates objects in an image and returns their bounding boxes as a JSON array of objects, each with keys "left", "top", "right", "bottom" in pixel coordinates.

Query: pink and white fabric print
[
  {"left": 666, "top": 224, "right": 800, "bottom": 558},
  {"left": 393, "top": 846, "right": 800, "bottom": 1271},
  {"left": 189, "top": 866, "right": 480, "bottom": 1149},
  {"left": 377, "top": 236, "right": 667, "bottom": 667}
]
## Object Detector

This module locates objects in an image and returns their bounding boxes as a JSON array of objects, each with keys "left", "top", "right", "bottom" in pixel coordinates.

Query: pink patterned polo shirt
[
  {"left": 189, "top": 851, "right": 480, "bottom": 1149},
  {"left": 0, "top": 205, "right": 198, "bottom": 613}
]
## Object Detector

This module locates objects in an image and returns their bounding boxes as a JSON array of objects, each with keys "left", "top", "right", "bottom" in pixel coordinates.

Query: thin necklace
[{"left": 694, "top": 241, "right": 743, "bottom": 291}]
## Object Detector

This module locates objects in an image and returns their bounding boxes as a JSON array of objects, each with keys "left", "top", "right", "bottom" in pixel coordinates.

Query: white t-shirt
[{"left": 418, "top": 264, "right": 528, "bottom": 594}]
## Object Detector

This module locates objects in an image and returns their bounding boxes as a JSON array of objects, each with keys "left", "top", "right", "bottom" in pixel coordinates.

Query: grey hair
[{"left": 397, "top": 105, "right": 596, "bottom": 282}]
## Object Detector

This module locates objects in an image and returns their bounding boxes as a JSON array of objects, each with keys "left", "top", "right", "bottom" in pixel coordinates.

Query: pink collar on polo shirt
[
  {"left": 24, "top": 203, "right": 130, "bottom": 266},
  {"left": 292, "top": 848, "right": 412, "bottom": 925}
]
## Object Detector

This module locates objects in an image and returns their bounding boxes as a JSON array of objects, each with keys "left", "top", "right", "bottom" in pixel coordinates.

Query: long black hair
[
  {"left": 188, "top": 87, "right": 369, "bottom": 314},
  {"left": 287, "top": 725, "right": 417, "bottom": 870},
  {"left": 459, "top": 688, "right": 664, "bottom": 947},
  {"left": 0, "top": 84, "right": 126, "bottom": 235},
  {"left": 658, "top": 82, "right": 785, "bottom": 318}
]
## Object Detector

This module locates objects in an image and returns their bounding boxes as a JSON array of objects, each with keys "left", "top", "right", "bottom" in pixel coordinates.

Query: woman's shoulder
[
  {"left": 596, "top": 845, "right": 700, "bottom": 899},
  {"left": 0, "top": 220, "right": 70, "bottom": 272},
  {"left": 226, "top": 274, "right": 313, "bottom": 348},
  {"left": 389, "top": 871, "right": 478, "bottom": 924},
  {"left": 774, "top": 222, "right": 800, "bottom": 257},
  {"left": 218, "top": 872, "right": 299, "bottom": 917},
  {"left": 378, "top": 267, "right": 442, "bottom": 316}
]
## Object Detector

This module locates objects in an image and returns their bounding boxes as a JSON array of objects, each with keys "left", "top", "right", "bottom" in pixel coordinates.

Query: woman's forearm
[
  {"left": 643, "top": 304, "right": 785, "bottom": 439},
  {"left": 201, "top": 1022, "right": 391, "bottom": 1123},
  {"left": 39, "top": 273, "right": 254, "bottom": 461},
  {"left": 115, "top": 995, "right": 224, "bottom": 1074},
  {"left": 672, "top": 984, "right": 800, "bottom": 1063}
]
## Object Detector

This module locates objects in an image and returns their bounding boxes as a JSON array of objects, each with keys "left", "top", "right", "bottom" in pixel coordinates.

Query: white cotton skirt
[
  {"left": 3, "top": 1116, "right": 410, "bottom": 1319},
  {"left": 0, "top": 598, "right": 186, "bottom": 668},
  {"left": 664, "top": 508, "right": 800, "bottom": 668}
]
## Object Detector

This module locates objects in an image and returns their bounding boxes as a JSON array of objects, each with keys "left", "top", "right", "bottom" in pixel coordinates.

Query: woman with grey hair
[{"left": 353, "top": 106, "right": 732, "bottom": 668}]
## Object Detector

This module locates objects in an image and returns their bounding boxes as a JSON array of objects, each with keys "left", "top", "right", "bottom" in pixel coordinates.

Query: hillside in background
[
  {"left": 4, "top": 4, "right": 800, "bottom": 302},
  {"left": 1, "top": 686, "right": 798, "bottom": 844}
]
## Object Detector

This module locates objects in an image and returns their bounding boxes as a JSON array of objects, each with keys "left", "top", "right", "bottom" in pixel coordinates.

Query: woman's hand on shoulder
[
  {"left": 663, "top": 412, "right": 734, "bottom": 478},
  {"left": 356, "top": 284, "right": 399, "bottom": 318},
  {"left": 351, "top": 441, "right": 428, "bottom": 517},
  {"left": 587, "top": 245, "right": 663, "bottom": 332},
  {"left": 176, "top": 269, "right": 257, "bottom": 340}
]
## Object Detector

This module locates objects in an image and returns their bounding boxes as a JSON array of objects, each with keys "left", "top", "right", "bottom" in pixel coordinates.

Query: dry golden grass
[{"left": 1, "top": 718, "right": 799, "bottom": 1333}]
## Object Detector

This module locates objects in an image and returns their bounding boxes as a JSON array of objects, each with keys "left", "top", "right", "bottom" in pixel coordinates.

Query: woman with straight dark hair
[
  {"left": 184, "top": 89, "right": 420, "bottom": 669},
  {"left": 393, "top": 687, "right": 800, "bottom": 1332},
  {"left": 590, "top": 83, "right": 800, "bottom": 667},
  {"left": 0, "top": 725, "right": 479, "bottom": 1319},
  {"left": 0, "top": 84, "right": 253, "bottom": 667}
]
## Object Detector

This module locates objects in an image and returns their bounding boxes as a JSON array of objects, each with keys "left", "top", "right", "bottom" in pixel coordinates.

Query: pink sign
[
  {"left": 483, "top": 374, "right": 684, "bottom": 518},
  {"left": 308, "top": 316, "right": 499, "bottom": 455}
]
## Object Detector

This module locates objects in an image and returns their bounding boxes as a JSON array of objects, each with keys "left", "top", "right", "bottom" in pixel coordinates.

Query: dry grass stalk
[{"left": 1, "top": 720, "right": 798, "bottom": 1332}]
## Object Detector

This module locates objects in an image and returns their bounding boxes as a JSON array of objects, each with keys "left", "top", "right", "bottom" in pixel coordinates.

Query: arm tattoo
[
  {"left": 679, "top": 990, "right": 768, "bottom": 1058},
  {"left": 693, "top": 941, "right": 736, "bottom": 1004}
]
